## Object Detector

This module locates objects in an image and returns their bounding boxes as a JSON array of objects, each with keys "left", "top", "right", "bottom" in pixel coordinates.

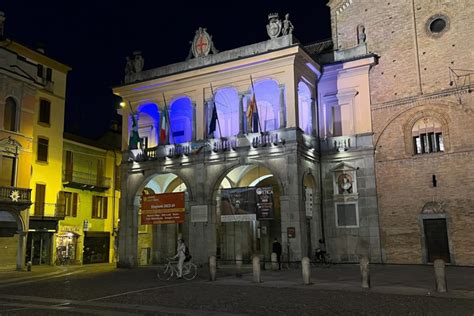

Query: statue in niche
[
  {"left": 282, "top": 13, "right": 294, "bottom": 35},
  {"left": 357, "top": 24, "right": 366, "bottom": 45},
  {"left": 338, "top": 173, "right": 353, "bottom": 194},
  {"left": 266, "top": 13, "right": 282, "bottom": 39},
  {"left": 132, "top": 51, "right": 144, "bottom": 73}
]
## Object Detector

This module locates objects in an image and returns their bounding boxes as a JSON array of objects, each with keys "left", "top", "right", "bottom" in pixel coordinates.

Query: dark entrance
[
  {"left": 26, "top": 232, "right": 52, "bottom": 265},
  {"left": 423, "top": 218, "right": 450, "bottom": 263},
  {"left": 83, "top": 232, "right": 110, "bottom": 264}
]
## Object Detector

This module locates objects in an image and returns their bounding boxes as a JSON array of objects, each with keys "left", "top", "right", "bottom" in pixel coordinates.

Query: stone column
[
  {"left": 16, "top": 231, "right": 26, "bottom": 271},
  {"left": 192, "top": 102, "right": 197, "bottom": 141},
  {"left": 279, "top": 85, "right": 286, "bottom": 129},
  {"left": 310, "top": 98, "right": 317, "bottom": 136},
  {"left": 238, "top": 93, "right": 245, "bottom": 135}
]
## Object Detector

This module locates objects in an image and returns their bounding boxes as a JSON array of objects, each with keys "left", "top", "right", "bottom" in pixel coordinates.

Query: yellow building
[
  {"left": 59, "top": 133, "right": 121, "bottom": 265},
  {"left": 0, "top": 14, "right": 37, "bottom": 269},
  {"left": 4, "top": 39, "right": 71, "bottom": 267}
]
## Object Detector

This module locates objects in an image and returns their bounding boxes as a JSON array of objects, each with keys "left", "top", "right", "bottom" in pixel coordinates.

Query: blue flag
[{"left": 208, "top": 102, "right": 218, "bottom": 137}]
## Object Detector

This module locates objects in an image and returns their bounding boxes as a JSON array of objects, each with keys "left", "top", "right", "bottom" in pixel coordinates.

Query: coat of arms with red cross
[{"left": 192, "top": 27, "right": 212, "bottom": 58}]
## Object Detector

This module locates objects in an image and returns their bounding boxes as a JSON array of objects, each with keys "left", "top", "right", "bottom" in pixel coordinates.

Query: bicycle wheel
[
  {"left": 182, "top": 263, "right": 197, "bottom": 280},
  {"left": 157, "top": 264, "right": 173, "bottom": 280}
]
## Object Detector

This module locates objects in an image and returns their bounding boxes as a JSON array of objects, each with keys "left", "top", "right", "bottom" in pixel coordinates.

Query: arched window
[
  {"left": 169, "top": 97, "right": 193, "bottom": 144},
  {"left": 137, "top": 103, "right": 160, "bottom": 148},
  {"left": 4, "top": 97, "right": 18, "bottom": 132},
  {"left": 245, "top": 79, "right": 280, "bottom": 133},
  {"left": 298, "top": 82, "right": 313, "bottom": 134},
  {"left": 211, "top": 87, "right": 239, "bottom": 138},
  {"left": 412, "top": 117, "right": 444, "bottom": 154}
]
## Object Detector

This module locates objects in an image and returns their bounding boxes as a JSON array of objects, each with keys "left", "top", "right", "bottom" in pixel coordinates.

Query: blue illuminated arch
[
  {"left": 213, "top": 87, "right": 239, "bottom": 138},
  {"left": 169, "top": 96, "right": 193, "bottom": 144},
  {"left": 298, "top": 82, "right": 313, "bottom": 134},
  {"left": 245, "top": 79, "right": 280, "bottom": 132}
]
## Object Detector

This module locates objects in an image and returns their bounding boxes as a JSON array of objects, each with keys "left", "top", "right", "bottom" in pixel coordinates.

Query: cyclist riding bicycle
[
  {"left": 172, "top": 238, "right": 188, "bottom": 278},
  {"left": 315, "top": 239, "right": 327, "bottom": 263}
]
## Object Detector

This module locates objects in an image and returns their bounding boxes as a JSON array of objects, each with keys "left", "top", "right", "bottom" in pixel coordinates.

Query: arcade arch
[
  {"left": 135, "top": 172, "right": 188, "bottom": 265},
  {"left": 213, "top": 164, "right": 282, "bottom": 262}
]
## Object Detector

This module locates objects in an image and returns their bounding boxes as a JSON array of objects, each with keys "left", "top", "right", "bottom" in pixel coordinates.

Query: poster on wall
[
  {"left": 140, "top": 192, "right": 185, "bottom": 225},
  {"left": 220, "top": 187, "right": 256, "bottom": 222},
  {"left": 256, "top": 187, "right": 274, "bottom": 220},
  {"left": 305, "top": 187, "right": 313, "bottom": 218}
]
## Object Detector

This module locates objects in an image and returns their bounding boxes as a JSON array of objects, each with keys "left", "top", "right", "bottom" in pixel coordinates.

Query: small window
[
  {"left": 39, "top": 99, "right": 51, "bottom": 125},
  {"left": 335, "top": 202, "right": 358, "bottom": 227},
  {"left": 34, "top": 184, "right": 46, "bottom": 216},
  {"left": 0, "top": 155, "right": 15, "bottom": 187},
  {"left": 46, "top": 68, "right": 53, "bottom": 82},
  {"left": 412, "top": 117, "right": 444, "bottom": 155},
  {"left": 37, "top": 64, "right": 44, "bottom": 78},
  {"left": 92, "top": 196, "right": 108, "bottom": 219},
  {"left": 37, "top": 137, "right": 49, "bottom": 162},
  {"left": 4, "top": 97, "right": 18, "bottom": 132}
]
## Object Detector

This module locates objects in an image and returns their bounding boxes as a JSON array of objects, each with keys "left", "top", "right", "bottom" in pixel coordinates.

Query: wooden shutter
[
  {"left": 57, "top": 191, "right": 66, "bottom": 217},
  {"left": 72, "top": 193, "right": 78, "bottom": 217},
  {"left": 103, "top": 197, "right": 108, "bottom": 219},
  {"left": 92, "top": 196, "right": 98, "bottom": 218},
  {"left": 34, "top": 184, "right": 46, "bottom": 216}
]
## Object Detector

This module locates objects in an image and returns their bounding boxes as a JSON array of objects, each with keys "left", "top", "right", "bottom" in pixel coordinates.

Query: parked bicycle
[
  {"left": 157, "top": 258, "right": 198, "bottom": 280},
  {"left": 312, "top": 248, "right": 332, "bottom": 267}
]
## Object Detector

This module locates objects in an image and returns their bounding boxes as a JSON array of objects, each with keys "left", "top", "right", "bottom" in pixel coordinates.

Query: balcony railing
[
  {"left": 32, "top": 202, "right": 66, "bottom": 219},
  {"left": 62, "top": 170, "right": 111, "bottom": 192},
  {"left": 0, "top": 186, "right": 32, "bottom": 203},
  {"left": 0, "top": 186, "right": 32, "bottom": 212}
]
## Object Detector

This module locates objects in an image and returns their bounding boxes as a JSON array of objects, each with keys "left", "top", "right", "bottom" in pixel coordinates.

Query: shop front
[
  {"left": 83, "top": 232, "right": 110, "bottom": 264},
  {"left": 26, "top": 219, "right": 58, "bottom": 265},
  {"left": 56, "top": 225, "right": 81, "bottom": 265}
]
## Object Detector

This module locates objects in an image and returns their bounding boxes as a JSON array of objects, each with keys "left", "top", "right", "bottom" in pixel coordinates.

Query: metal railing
[
  {"left": 0, "top": 186, "right": 31, "bottom": 203},
  {"left": 63, "top": 170, "right": 111, "bottom": 188}
]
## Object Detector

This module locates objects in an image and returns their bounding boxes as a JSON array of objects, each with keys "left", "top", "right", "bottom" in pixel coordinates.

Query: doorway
[
  {"left": 26, "top": 233, "right": 52, "bottom": 265},
  {"left": 423, "top": 218, "right": 450, "bottom": 263}
]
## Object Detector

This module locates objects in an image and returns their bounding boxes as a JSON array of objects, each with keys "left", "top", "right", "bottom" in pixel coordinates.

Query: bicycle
[
  {"left": 312, "top": 249, "right": 332, "bottom": 268},
  {"left": 157, "top": 258, "right": 198, "bottom": 281}
]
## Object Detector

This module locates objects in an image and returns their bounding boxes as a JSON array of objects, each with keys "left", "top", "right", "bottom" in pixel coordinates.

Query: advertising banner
[
  {"left": 256, "top": 187, "right": 274, "bottom": 220},
  {"left": 140, "top": 192, "right": 185, "bottom": 225},
  {"left": 220, "top": 187, "right": 256, "bottom": 222}
]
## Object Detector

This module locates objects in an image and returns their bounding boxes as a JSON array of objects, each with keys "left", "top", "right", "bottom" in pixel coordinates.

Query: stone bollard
[
  {"left": 434, "top": 259, "right": 447, "bottom": 293},
  {"left": 360, "top": 256, "right": 370, "bottom": 289},
  {"left": 26, "top": 261, "right": 32, "bottom": 272},
  {"left": 209, "top": 255, "right": 217, "bottom": 281},
  {"left": 235, "top": 254, "right": 243, "bottom": 278},
  {"left": 271, "top": 252, "right": 278, "bottom": 271},
  {"left": 302, "top": 257, "right": 311, "bottom": 285},
  {"left": 252, "top": 255, "right": 261, "bottom": 283}
]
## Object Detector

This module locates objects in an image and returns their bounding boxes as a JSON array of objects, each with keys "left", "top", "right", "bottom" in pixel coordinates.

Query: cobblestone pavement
[{"left": 0, "top": 264, "right": 472, "bottom": 315}]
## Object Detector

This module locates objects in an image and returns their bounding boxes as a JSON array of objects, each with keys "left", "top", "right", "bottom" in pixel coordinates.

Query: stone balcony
[{"left": 0, "top": 186, "right": 32, "bottom": 212}]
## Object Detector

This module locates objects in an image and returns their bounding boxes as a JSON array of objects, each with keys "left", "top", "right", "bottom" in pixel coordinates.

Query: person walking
[
  {"left": 272, "top": 238, "right": 282, "bottom": 270},
  {"left": 173, "top": 238, "right": 187, "bottom": 278}
]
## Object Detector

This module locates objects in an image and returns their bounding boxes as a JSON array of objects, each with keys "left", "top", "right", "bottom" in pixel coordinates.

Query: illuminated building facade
[{"left": 116, "top": 1, "right": 473, "bottom": 267}]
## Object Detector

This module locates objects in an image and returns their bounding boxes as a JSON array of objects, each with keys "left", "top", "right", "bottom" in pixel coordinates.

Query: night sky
[{"left": 2, "top": 1, "right": 331, "bottom": 139}]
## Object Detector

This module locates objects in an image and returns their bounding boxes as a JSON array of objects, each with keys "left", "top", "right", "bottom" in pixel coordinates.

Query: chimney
[{"left": 0, "top": 11, "right": 5, "bottom": 39}]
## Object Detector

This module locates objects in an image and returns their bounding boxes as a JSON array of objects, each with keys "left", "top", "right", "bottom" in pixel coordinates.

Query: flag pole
[
  {"left": 249, "top": 75, "right": 264, "bottom": 133},
  {"left": 162, "top": 93, "right": 175, "bottom": 144},
  {"left": 209, "top": 83, "right": 223, "bottom": 139},
  {"left": 128, "top": 101, "right": 140, "bottom": 150}
]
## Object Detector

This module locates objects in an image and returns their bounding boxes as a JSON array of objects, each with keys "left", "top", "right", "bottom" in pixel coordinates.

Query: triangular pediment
[{"left": 330, "top": 162, "right": 356, "bottom": 172}]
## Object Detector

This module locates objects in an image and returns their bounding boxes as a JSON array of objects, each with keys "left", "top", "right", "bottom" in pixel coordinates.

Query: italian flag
[{"left": 160, "top": 109, "right": 167, "bottom": 144}]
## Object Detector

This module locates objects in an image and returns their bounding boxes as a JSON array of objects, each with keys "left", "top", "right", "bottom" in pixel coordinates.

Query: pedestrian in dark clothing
[{"left": 272, "top": 238, "right": 282, "bottom": 270}]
